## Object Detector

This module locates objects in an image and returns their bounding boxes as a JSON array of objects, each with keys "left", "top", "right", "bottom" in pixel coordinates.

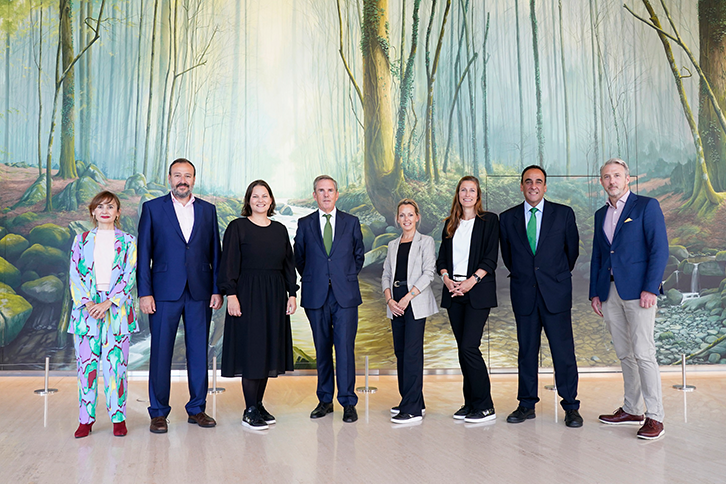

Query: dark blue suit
[
  {"left": 294, "top": 209, "right": 364, "bottom": 406},
  {"left": 500, "top": 200, "right": 580, "bottom": 410},
  {"left": 589, "top": 193, "right": 669, "bottom": 301},
  {"left": 137, "top": 193, "right": 221, "bottom": 418}
]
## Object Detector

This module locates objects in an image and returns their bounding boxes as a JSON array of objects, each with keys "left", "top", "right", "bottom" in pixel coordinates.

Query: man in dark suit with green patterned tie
[
  {"left": 294, "top": 175, "right": 366, "bottom": 423},
  {"left": 499, "top": 165, "right": 583, "bottom": 428}
]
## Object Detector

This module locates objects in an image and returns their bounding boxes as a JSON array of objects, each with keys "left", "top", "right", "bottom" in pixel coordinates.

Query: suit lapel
[
  {"left": 537, "top": 200, "right": 554, "bottom": 251},
  {"left": 162, "top": 193, "right": 186, "bottom": 242},
  {"left": 83, "top": 228, "right": 98, "bottom": 293},
  {"left": 309, "top": 210, "right": 326, "bottom": 254},
  {"left": 467, "top": 216, "right": 483, "bottom": 275},
  {"left": 511, "top": 203, "right": 531, "bottom": 255},
  {"left": 109, "top": 228, "right": 124, "bottom": 286},
  {"left": 329, "top": 210, "right": 344, "bottom": 256},
  {"left": 612, "top": 192, "right": 637, "bottom": 242},
  {"left": 406, "top": 231, "right": 421, "bottom": 283},
  {"left": 188, "top": 199, "right": 203, "bottom": 243}
]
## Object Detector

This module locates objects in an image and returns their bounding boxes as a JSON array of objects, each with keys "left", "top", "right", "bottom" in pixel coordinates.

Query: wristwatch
[
  {"left": 440, "top": 272, "right": 449, "bottom": 281},
  {"left": 473, "top": 274, "right": 481, "bottom": 283}
]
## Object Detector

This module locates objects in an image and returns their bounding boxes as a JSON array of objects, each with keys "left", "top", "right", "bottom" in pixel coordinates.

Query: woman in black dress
[{"left": 218, "top": 180, "right": 298, "bottom": 430}]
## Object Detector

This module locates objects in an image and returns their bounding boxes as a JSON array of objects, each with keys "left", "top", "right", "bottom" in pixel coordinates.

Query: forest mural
[{"left": 2, "top": 0, "right": 726, "bottom": 372}]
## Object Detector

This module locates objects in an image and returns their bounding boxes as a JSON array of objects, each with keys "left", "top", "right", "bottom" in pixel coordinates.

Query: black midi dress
[{"left": 218, "top": 217, "right": 299, "bottom": 378}]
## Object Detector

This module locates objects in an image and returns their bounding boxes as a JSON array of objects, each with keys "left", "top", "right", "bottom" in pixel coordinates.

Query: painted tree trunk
[
  {"left": 529, "top": 0, "right": 544, "bottom": 167},
  {"left": 362, "top": 0, "right": 402, "bottom": 223},
  {"left": 57, "top": 0, "right": 78, "bottom": 179}
]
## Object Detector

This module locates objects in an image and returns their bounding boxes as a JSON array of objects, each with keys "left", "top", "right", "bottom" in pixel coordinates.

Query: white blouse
[
  {"left": 452, "top": 218, "right": 475, "bottom": 278},
  {"left": 93, "top": 230, "right": 116, "bottom": 291}
]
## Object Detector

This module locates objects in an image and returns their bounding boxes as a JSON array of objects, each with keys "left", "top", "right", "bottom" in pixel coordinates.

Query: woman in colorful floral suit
[{"left": 68, "top": 191, "right": 138, "bottom": 438}]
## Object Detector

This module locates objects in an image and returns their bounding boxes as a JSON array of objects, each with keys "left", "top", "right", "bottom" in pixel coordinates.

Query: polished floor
[{"left": 1, "top": 370, "right": 724, "bottom": 484}]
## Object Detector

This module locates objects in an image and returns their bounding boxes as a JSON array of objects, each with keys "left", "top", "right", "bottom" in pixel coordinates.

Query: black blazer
[
  {"left": 499, "top": 200, "right": 579, "bottom": 316},
  {"left": 436, "top": 212, "right": 499, "bottom": 309}
]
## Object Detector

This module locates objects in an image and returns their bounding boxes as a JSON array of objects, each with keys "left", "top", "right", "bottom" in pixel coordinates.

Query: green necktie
[
  {"left": 323, "top": 214, "right": 333, "bottom": 255},
  {"left": 527, "top": 207, "right": 538, "bottom": 254}
]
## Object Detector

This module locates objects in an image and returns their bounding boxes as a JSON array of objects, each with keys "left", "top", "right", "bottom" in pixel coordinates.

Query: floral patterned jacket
[{"left": 68, "top": 228, "right": 139, "bottom": 337}]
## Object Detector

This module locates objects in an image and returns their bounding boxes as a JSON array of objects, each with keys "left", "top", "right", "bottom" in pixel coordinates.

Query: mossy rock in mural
[
  {"left": 119, "top": 215, "right": 137, "bottom": 235},
  {"left": 372, "top": 233, "right": 398, "bottom": 250},
  {"left": 669, "top": 245, "right": 689, "bottom": 260},
  {"left": 363, "top": 245, "right": 388, "bottom": 268},
  {"left": 75, "top": 159, "right": 87, "bottom": 174},
  {"left": 278, "top": 204, "right": 293, "bottom": 216},
  {"left": 0, "top": 234, "right": 30, "bottom": 261},
  {"left": 82, "top": 163, "right": 108, "bottom": 186},
  {"left": 68, "top": 220, "right": 94, "bottom": 237},
  {"left": 0, "top": 281, "right": 16, "bottom": 295},
  {"left": 349, "top": 204, "right": 368, "bottom": 215},
  {"left": 664, "top": 255, "right": 679, "bottom": 277},
  {"left": 76, "top": 176, "right": 103, "bottom": 204},
  {"left": 699, "top": 260, "right": 724, "bottom": 277},
  {"left": 0, "top": 226, "right": 7, "bottom": 239},
  {"left": 53, "top": 180, "right": 80, "bottom": 211},
  {"left": 20, "top": 275, "right": 65, "bottom": 304},
  {"left": 147, "top": 182, "right": 167, "bottom": 192},
  {"left": 17, "top": 244, "right": 68, "bottom": 276},
  {"left": 716, "top": 251, "right": 726, "bottom": 262},
  {"left": 369, "top": 219, "right": 387, "bottom": 235},
  {"left": 292, "top": 345, "right": 316, "bottom": 369},
  {"left": 0, "top": 256, "right": 22, "bottom": 288},
  {"left": 360, "top": 223, "right": 375, "bottom": 251},
  {"left": 21, "top": 271, "right": 39, "bottom": 283},
  {"left": 11, "top": 174, "right": 46, "bottom": 209},
  {"left": 0, "top": 292, "right": 33, "bottom": 346},
  {"left": 216, "top": 200, "right": 238, "bottom": 220},
  {"left": 665, "top": 289, "right": 683, "bottom": 305},
  {"left": 125, "top": 173, "right": 147, "bottom": 193},
  {"left": 7, "top": 211, "right": 39, "bottom": 229},
  {"left": 28, "top": 223, "right": 72, "bottom": 251}
]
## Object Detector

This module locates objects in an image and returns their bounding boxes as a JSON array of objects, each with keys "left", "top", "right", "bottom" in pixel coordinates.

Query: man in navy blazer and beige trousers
[
  {"left": 590, "top": 158, "right": 669, "bottom": 440},
  {"left": 137, "top": 158, "right": 222, "bottom": 433},
  {"left": 294, "top": 175, "right": 365, "bottom": 423},
  {"left": 500, "top": 165, "right": 583, "bottom": 428}
]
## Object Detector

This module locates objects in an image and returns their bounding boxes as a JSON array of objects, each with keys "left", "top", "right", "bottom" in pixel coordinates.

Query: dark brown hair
[
  {"left": 168, "top": 157, "right": 196, "bottom": 176},
  {"left": 242, "top": 180, "right": 276, "bottom": 217},
  {"left": 88, "top": 190, "right": 121, "bottom": 228},
  {"left": 444, "top": 176, "right": 484, "bottom": 238}
]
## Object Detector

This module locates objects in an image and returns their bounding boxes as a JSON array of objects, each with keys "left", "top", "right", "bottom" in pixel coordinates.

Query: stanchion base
[
  {"left": 208, "top": 388, "right": 226, "bottom": 394},
  {"left": 34, "top": 389, "right": 58, "bottom": 395},
  {"left": 355, "top": 386, "right": 377, "bottom": 393},
  {"left": 544, "top": 385, "right": 556, "bottom": 391},
  {"left": 673, "top": 384, "right": 696, "bottom": 392}
]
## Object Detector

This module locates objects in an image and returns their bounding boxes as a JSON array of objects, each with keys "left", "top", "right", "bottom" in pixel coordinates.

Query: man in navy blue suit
[
  {"left": 590, "top": 158, "right": 668, "bottom": 440},
  {"left": 500, "top": 165, "right": 583, "bottom": 428},
  {"left": 137, "top": 158, "right": 222, "bottom": 433},
  {"left": 294, "top": 175, "right": 365, "bottom": 423}
]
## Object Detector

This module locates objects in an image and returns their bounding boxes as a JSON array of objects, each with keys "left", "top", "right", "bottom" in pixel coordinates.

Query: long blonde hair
[{"left": 444, "top": 176, "right": 484, "bottom": 238}]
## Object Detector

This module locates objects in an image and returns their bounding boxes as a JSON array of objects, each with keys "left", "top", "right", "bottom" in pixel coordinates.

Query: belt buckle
[{"left": 393, "top": 280, "right": 402, "bottom": 288}]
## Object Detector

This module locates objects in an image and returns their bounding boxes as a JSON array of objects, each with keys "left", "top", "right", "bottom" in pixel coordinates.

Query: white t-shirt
[
  {"left": 93, "top": 230, "right": 116, "bottom": 291},
  {"left": 452, "top": 218, "right": 475, "bottom": 278}
]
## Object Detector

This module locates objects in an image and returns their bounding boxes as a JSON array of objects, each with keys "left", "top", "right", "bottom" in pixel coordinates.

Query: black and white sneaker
[
  {"left": 453, "top": 405, "right": 471, "bottom": 420},
  {"left": 257, "top": 402, "right": 276, "bottom": 424},
  {"left": 391, "top": 406, "right": 425, "bottom": 417},
  {"left": 242, "top": 407, "right": 269, "bottom": 430},
  {"left": 391, "top": 413, "right": 423, "bottom": 424},
  {"left": 464, "top": 408, "right": 496, "bottom": 423}
]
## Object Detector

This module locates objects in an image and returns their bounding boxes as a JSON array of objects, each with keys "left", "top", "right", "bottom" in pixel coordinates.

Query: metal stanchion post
[
  {"left": 34, "top": 356, "right": 58, "bottom": 395},
  {"left": 208, "top": 355, "right": 226, "bottom": 394},
  {"left": 356, "top": 356, "right": 377, "bottom": 393},
  {"left": 672, "top": 353, "right": 696, "bottom": 392}
]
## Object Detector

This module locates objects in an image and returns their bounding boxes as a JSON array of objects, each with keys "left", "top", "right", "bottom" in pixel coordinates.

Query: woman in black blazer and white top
[
  {"left": 382, "top": 199, "right": 438, "bottom": 424},
  {"left": 437, "top": 176, "right": 499, "bottom": 423}
]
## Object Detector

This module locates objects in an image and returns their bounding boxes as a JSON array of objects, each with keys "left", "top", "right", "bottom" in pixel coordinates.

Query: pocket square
[{"left": 624, "top": 218, "right": 633, "bottom": 223}]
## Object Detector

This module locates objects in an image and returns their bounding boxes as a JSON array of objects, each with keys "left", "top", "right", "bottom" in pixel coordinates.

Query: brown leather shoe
[
  {"left": 188, "top": 412, "right": 216, "bottom": 428},
  {"left": 637, "top": 418, "right": 665, "bottom": 440},
  {"left": 150, "top": 416, "right": 168, "bottom": 433},
  {"left": 598, "top": 407, "right": 644, "bottom": 425}
]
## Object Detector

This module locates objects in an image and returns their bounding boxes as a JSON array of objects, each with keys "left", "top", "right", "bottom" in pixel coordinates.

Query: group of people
[{"left": 67, "top": 156, "right": 669, "bottom": 441}]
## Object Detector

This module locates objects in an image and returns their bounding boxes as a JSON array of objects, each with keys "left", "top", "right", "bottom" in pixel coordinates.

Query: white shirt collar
[{"left": 170, "top": 191, "right": 196, "bottom": 207}]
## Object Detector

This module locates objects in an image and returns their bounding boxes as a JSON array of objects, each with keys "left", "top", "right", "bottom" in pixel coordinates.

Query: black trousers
[
  {"left": 391, "top": 286, "right": 426, "bottom": 416},
  {"left": 515, "top": 288, "right": 579, "bottom": 410},
  {"left": 447, "top": 294, "right": 493, "bottom": 411}
]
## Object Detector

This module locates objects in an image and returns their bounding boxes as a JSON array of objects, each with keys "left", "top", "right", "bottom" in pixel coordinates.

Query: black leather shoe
[
  {"left": 565, "top": 409, "right": 584, "bottom": 428},
  {"left": 342, "top": 405, "right": 358, "bottom": 423},
  {"left": 310, "top": 402, "right": 334, "bottom": 419},
  {"left": 506, "top": 406, "right": 536, "bottom": 423}
]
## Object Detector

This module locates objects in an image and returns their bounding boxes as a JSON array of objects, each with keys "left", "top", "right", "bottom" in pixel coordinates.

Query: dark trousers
[
  {"left": 305, "top": 287, "right": 358, "bottom": 407},
  {"left": 148, "top": 286, "right": 212, "bottom": 418},
  {"left": 391, "top": 286, "right": 426, "bottom": 416},
  {"left": 515, "top": 289, "right": 580, "bottom": 410},
  {"left": 447, "top": 294, "right": 493, "bottom": 411}
]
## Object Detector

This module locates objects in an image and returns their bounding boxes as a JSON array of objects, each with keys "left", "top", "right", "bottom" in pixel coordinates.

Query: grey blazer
[{"left": 381, "top": 230, "right": 439, "bottom": 320}]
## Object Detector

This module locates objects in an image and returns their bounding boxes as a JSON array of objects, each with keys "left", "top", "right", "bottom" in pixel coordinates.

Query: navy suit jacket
[
  {"left": 589, "top": 192, "right": 668, "bottom": 302},
  {"left": 436, "top": 212, "right": 499, "bottom": 309},
  {"left": 137, "top": 193, "right": 221, "bottom": 302},
  {"left": 294, "top": 209, "right": 365, "bottom": 309},
  {"left": 500, "top": 200, "right": 579, "bottom": 316}
]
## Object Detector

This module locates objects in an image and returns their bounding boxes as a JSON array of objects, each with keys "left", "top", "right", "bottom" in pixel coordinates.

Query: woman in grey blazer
[{"left": 382, "top": 199, "right": 438, "bottom": 423}]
